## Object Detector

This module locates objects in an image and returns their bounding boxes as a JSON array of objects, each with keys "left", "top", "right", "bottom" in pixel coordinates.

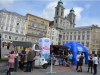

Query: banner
[{"left": 38, "top": 38, "right": 50, "bottom": 62}]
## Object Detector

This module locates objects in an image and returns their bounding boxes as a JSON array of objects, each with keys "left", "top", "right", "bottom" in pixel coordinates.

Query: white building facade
[
  {"left": 0, "top": 9, "right": 26, "bottom": 49},
  {"left": 49, "top": 0, "right": 100, "bottom": 54}
]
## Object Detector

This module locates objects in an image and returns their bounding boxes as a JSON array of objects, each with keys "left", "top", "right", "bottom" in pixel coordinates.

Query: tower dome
[
  {"left": 58, "top": 0, "right": 63, "bottom": 6},
  {"left": 70, "top": 8, "right": 75, "bottom": 14}
]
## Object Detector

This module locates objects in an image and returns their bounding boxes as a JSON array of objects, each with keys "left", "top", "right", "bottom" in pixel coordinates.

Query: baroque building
[
  {"left": 48, "top": 0, "right": 100, "bottom": 54},
  {"left": 26, "top": 14, "right": 49, "bottom": 43},
  {"left": 0, "top": 9, "right": 26, "bottom": 49}
]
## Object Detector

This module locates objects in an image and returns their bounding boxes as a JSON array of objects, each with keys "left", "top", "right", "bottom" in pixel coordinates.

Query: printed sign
[
  {"left": 38, "top": 38, "right": 51, "bottom": 62},
  {"left": 77, "top": 47, "right": 83, "bottom": 52}
]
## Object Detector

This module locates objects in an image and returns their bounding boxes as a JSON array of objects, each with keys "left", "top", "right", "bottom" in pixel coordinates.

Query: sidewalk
[{"left": 0, "top": 61, "right": 100, "bottom": 75}]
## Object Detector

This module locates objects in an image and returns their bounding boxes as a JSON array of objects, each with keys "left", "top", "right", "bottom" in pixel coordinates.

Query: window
[
  {"left": 17, "top": 23, "right": 19, "bottom": 25},
  {"left": 82, "top": 42, "right": 84, "bottom": 46},
  {"left": 67, "top": 32, "right": 69, "bottom": 34},
  {"left": 63, "top": 36, "right": 65, "bottom": 40},
  {"left": 74, "top": 32, "right": 76, "bottom": 34},
  {"left": 1, "top": 26, "right": 3, "bottom": 29},
  {"left": 82, "top": 31, "right": 85, "bottom": 34},
  {"left": 92, "top": 51, "right": 95, "bottom": 54},
  {"left": 56, "top": 20, "right": 57, "bottom": 23},
  {"left": 9, "top": 36, "right": 11, "bottom": 39},
  {"left": 87, "top": 31, "right": 90, "bottom": 34},
  {"left": 66, "top": 36, "right": 68, "bottom": 40},
  {"left": 6, "top": 27, "right": 8, "bottom": 30},
  {"left": 61, "top": 12, "right": 62, "bottom": 16},
  {"left": 15, "top": 37, "right": 18, "bottom": 40},
  {"left": 16, "top": 30, "right": 18, "bottom": 33},
  {"left": 57, "top": 12, "right": 58, "bottom": 15},
  {"left": 82, "top": 35, "right": 84, "bottom": 40},
  {"left": 70, "top": 35, "right": 72, "bottom": 40},
  {"left": 86, "top": 42, "right": 89, "bottom": 47},
  {"left": 70, "top": 32, "right": 72, "bottom": 34},
  {"left": 78, "top": 36, "right": 80, "bottom": 40},
  {"left": 74, "top": 36, "right": 76, "bottom": 40},
  {"left": 87, "top": 35, "right": 89, "bottom": 40},
  {"left": 5, "top": 35, "right": 7, "bottom": 38},
  {"left": 78, "top": 32, "right": 81, "bottom": 34},
  {"left": 21, "top": 31, "right": 23, "bottom": 34},
  {"left": 10, "top": 28, "right": 12, "bottom": 31}
]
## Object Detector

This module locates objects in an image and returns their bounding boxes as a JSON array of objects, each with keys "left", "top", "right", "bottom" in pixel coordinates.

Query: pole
[{"left": 46, "top": 59, "right": 56, "bottom": 74}]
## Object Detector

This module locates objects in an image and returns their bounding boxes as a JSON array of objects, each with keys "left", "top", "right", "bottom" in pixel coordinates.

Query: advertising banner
[{"left": 38, "top": 38, "right": 51, "bottom": 62}]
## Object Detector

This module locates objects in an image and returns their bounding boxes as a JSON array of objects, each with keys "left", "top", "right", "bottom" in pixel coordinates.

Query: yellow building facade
[
  {"left": 26, "top": 14, "right": 49, "bottom": 43},
  {"left": 91, "top": 26, "right": 100, "bottom": 54}
]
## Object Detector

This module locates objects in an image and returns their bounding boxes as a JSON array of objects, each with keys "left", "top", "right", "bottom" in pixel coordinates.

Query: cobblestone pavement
[{"left": 0, "top": 62, "right": 100, "bottom": 75}]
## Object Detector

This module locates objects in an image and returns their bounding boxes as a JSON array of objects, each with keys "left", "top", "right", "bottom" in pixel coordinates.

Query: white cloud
[
  {"left": 40, "top": 2, "right": 83, "bottom": 21},
  {"left": 85, "top": 4, "right": 91, "bottom": 9},
  {"left": 0, "top": 0, "right": 14, "bottom": 6},
  {"left": 40, "top": 2, "right": 57, "bottom": 21}
]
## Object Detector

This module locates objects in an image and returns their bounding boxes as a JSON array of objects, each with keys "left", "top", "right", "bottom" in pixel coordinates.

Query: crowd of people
[
  {"left": 76, "top": 52, "right": 99, "bottom": 75},
  {"left": 6, "top": 46, "right": 100, "bottom": 75},
  {"left": 7, "top": 47, "right": 36, "bottom": 75}
]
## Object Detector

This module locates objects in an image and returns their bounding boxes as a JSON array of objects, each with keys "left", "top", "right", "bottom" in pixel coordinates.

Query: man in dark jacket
[{"left": 25, "top": 48, "right": 35, "bottom": 72}]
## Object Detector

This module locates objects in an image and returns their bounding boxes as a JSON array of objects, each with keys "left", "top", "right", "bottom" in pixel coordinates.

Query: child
[
  {"left": 7, "top": 51, "right": 16, "bottom": 75},
  {"left": 87, "top": 54, "right": 93, "bottom": 73}
]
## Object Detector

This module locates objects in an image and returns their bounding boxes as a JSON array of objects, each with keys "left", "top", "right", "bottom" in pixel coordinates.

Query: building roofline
[
  {"left": 26, "top": 13, "right": 50, "bottom": 22},
  {"left": 0, "top": 9, "right": 25, "bottom": 18}
]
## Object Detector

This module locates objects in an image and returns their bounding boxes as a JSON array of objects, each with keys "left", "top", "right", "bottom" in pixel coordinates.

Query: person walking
[
  {"left": 25, "top": 48, "right": 35, "bottom": 72},
  {"left": 77, "top": 53, "right": 84, "bottom": 72},
  {"left": 87, "top": 54, "right": 93, "bottom": 73},
  {"left": 93, "top": 54, "right": 98, "bottom": 75},
  {"left": 7, "top": 51, "right": 16, "bottom": 75},
  {"left": 76, "top": 52, "right": 81, "bottom": 70}
]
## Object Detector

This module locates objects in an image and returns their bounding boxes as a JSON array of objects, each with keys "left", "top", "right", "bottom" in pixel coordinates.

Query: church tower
[
  {"left": 67, "top": 8, "right": 76, "bottom": 28},
  {"left": 54, "top": 0, "right": 65, "bottom": 29}
]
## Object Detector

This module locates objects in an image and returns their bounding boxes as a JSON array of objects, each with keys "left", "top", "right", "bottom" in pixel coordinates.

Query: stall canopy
[
  {"left": 12, "top": 41, "right": 32, "bottom": 47},
  {"left": 64, "top": 41, "right": 89, "bottom": 65}
]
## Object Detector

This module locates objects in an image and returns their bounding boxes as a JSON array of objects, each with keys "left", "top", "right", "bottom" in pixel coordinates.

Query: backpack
[{"left": 79, "top": 56, "right": 84, "bottom": 61}]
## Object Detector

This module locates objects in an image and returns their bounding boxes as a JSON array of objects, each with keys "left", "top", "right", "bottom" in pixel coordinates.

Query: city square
[{"left": 0, "top": 0, "right": 100, "bottom": 75}]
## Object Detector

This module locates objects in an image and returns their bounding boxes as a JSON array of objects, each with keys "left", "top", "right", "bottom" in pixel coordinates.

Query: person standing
[
  {"left": 7, "top": 51, "right": 16, "bottom": 75},
  {"left": 25, "top": 48, "right": 35, "bottom": 72},
  {"left": 14, "top": 50, "right": 18, "bottom": 72},
  {"left": 20, "top": 47, "right": 26, "bottom": 70},
  {"left": 77, "top": 53, "right": 84, "bottom": 72},
  {"left": 68, "top": 52, "right": 73, "bottom": 65},
  {"left": 87, "top": 54, "right": 93, "bottom": 73},
  {"left": 93, "top": 54, "right": 98, "bottom": 75},
  {"left": 76, "top": 52, "right": 81, "bottom": 70}
]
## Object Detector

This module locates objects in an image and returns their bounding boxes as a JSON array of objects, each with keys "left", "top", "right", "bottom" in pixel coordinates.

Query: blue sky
[{"left": 0, "top": 0, "right": 100, "bottom": 27}]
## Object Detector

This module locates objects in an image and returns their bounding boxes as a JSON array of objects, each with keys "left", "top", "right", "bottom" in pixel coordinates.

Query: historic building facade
[
  {"left": 0, "top": 9, "right": 26, "bottom": 49},
  {"left": 48, "top": 0, "right": 100, "bottom": 54},
  {"left": 26, "top": 14, "right": 49, "bottom": 43}
]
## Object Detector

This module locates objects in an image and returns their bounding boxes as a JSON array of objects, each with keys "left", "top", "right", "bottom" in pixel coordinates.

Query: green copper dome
[
  {"left": 70, "top": 8, "right": 75, "bottom": 14},
  {"left": 58, "top": 0, "right": 63, "bottom": 6}
]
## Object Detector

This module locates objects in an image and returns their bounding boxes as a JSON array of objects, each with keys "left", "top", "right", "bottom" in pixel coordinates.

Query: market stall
[{"left": 50, "top": 45, "right": 68, "bottom": 65}]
